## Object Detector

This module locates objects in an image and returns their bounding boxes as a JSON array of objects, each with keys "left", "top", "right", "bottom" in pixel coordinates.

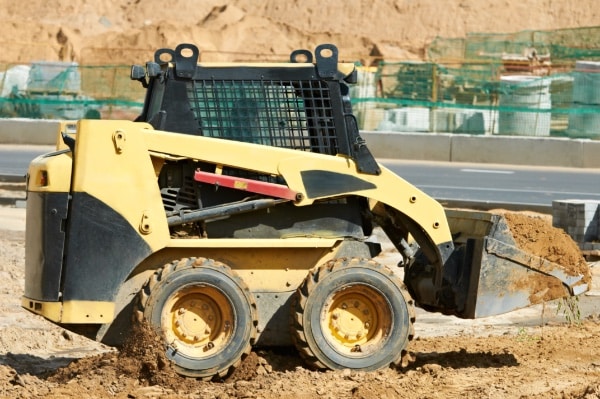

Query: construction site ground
[
  {"left": 1, "top": 204, "right": 600, "bottom": 399},
  {"left": 1, "top": 0, "right": 600, "bottom": 397}
]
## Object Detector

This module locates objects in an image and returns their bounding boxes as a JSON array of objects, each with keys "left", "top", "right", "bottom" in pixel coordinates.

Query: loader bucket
[{"left": 443, "top": 209, "right": 591, "bottom": 319}]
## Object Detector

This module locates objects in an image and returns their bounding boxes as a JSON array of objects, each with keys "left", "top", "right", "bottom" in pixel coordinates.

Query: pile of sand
[{"left": 1, "top": 0, "right": 599, "bottom": 64}]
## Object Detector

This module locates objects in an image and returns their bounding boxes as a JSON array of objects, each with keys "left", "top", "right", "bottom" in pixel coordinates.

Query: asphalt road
[
  {"left": 381, "top": 159, "right": 600, "bottom": 211},
  {"left": 0, "top": 145, "right": 54, "bottom": 177},
  {"left": 1, "top": 145, "right": 599, "bottom": 210}
]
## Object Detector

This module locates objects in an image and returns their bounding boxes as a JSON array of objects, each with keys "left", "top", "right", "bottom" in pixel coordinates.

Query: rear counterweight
[{"left": 24, "top": 191, "right": 69, "bottom": 302}]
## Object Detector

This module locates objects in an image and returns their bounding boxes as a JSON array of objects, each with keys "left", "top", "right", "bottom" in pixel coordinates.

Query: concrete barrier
[
  {"left": 0, "top": 118, "right": 59, "bottom": 145},
  {"left": 358, "top": 131, "right": 451, "bottom": 161},
  {"left": 0, "top": 119, "right": 598, "bottom": 168},
  {"left": 362, "top": 131, "right": 600, "bottom": 169},
  {"left": 582, "top": 139, "right": 600, "bottom": 168},
  {"left": 450, "top": 135, "right": 585, "bottom": 167}
]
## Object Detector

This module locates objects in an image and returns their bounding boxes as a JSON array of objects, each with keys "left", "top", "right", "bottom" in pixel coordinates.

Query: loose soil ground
[
  {"left": 2, "top": 2, "right": 600, "bottom": 397},
  {"left": 1, "top": 206, "right": 600, "bottom": 398}
]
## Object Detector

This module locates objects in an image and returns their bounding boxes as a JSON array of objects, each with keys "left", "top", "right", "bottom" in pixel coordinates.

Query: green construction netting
[
  {"left": 350, "top": 26, "right": 600, "bottom": 138},
  {"left": 1, "top": 26, "right": 600, "bottom": 139},
  {"left": 0, "top": 63, "right": 144, "bottom": 120},
  {"left": 428, "top": 26, "right": 600, "bottom": 64}
]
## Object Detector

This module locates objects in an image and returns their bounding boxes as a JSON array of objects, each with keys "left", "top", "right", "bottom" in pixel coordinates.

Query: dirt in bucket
[{"left": 500, "top": 211, "right": 591, "bottom": 284}]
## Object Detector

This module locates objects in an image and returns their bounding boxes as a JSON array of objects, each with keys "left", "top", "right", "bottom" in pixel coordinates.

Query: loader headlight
[{"left": 38, "top": 170, "right": 48, "bottom": 187}]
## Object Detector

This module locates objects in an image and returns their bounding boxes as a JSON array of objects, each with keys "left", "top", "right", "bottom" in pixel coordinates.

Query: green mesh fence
[
  {"left": 1, "top": 26, "right": 600, "bottom": 140},
  {"left": 0, "top": 63, "right": 144, "bottom": 120},
  {"left": 429, "top": 26, "right": 600, "bottom": 64},
  {"left": 351, "top": 26, "right": 600, "bottom": 139}
]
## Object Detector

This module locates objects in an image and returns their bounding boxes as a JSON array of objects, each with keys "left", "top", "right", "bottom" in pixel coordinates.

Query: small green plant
[
  {"left": 515, "top": 327, "right": 541, "bottom": 342},
  {"left": 556, "top": 296, "right": 582, "bottom": 325}
]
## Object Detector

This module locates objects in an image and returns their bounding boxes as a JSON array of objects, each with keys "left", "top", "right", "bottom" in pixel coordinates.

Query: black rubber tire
[
  {"left": 290, "top": 257, "right": 415, "bottom": 371},
  {"left": 138, "top": 257, "right": 258, "bottom": 379}
]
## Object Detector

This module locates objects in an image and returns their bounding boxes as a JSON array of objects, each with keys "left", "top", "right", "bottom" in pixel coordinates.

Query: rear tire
[
  {"left": 138, "top": 257, "right": 258, "bottom": 379},
  {"left": 290, "top": 257, "right": 415, "bottom": 371}
]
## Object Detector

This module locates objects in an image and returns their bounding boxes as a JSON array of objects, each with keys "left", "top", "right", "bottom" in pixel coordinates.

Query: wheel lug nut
[
  {"left": 178, "top": 308, "right": 186, "bottom": 315},
  {"left": 353, "top": 301, "right": 359, "bottom": 308},
  {"left": 341, "top": 303, "right": 348, "bottom": 310},
  {"left": 364, "top": 322, "right": 370, "bottom": 329}
]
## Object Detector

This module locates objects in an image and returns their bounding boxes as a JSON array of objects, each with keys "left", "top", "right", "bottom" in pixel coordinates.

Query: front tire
[
  {"left": 290, "top": 258, "right": 415, "bottom": 371},
  {"left": 138, "top": 257, "right": 258, "bottom": 379}
]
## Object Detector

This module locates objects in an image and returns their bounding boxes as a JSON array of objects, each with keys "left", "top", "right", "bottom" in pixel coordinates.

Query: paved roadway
[
  {"left": 1, "top": 145, "right": 599, "bottom": 210},
  {"left": 382, "top": 159, "right": 600, "bottom": 211},
  {"left": 0, "top": 145, "right": 54, "bottom": 177}
]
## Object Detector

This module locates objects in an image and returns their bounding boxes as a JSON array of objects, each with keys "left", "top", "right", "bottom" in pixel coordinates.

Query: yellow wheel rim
[
  {"left": 321, "top": 284, "right": 391, "bottom": 355},
  {"left": 162, "top": 284, "right": 234, "bottom": 358}
]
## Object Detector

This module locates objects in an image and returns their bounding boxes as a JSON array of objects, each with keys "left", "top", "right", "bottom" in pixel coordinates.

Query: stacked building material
[{"left": 552, "top": 199, "right": 600, "bottom": 258}]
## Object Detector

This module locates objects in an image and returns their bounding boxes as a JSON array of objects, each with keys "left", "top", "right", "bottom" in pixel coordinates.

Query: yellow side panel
[
  {"left": 233, "top": 247, "right": 341, "bottom": 291},
  {"left": 143, "top": 239, "right": 346, "bottom": 292},
  {"left": 21, "top": 297, "right": 62, "bottom": 322},
  {"left": 142, "top": 129, "right": 452, "bottom": 246},
  {"left": 61, "top": 301, "right": 115, "bottom": 323},
  {"left": 277, "top": 156, "right": 452, "bottom": 245},
  {"left": 28, "top": 151, "right": 72, "bottom": 193},
  {"left": 22, "top": 297, "right": 114, "bottom": 324},
  {"left": 71, "top": 120, "right": 169, "bottom": 251}
]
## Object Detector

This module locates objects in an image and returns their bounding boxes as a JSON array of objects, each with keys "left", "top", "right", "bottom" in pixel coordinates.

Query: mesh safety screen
[{"left": 186, "top": 79, "right": 340, "bottom": 154}]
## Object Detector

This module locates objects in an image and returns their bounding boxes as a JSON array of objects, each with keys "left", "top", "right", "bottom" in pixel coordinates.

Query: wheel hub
[
  {"left": 173, "top": 297, "right": 219, "bottom": 344},
  {"left": 163, "top": 285, "right": 234, "bottom": 356},
  {"left": 330, "top": 299, "right": 373, "bottom": 342},
  {"left": 323, "top": 285, "right": 389, "bottom": 352}
]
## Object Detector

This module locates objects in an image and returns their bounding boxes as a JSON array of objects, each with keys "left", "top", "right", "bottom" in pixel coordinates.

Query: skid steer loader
[{"left": 22, "top": 43, "right": 590, "bottom": 379}]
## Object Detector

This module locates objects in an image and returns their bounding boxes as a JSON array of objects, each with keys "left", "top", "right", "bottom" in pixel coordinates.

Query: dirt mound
[
  {"left": 49, "top": 322, "right": 203, "bottom": 392},
  {"left": 116, "top": 322, "right": 181, "bottom": 386},
  {"left": 45, "top": 321, "right": 276, "bottom": 392},
  {"left": 503, "top": 211, "right": 591, "bottom": 283},
  {"left": 1, "top": 0, "right": 600, "bottom": 64},
  {"left": 41, "top": 323, "right": 310, "bottom": 397}
]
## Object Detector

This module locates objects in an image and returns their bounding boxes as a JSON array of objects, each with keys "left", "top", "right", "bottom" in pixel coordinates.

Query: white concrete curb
[
  {"left": 0, "top": 119, "right": 598, "bottom": 168},
  {"left": 362, "top": 131, "right": 600, "bottom": 169}
]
